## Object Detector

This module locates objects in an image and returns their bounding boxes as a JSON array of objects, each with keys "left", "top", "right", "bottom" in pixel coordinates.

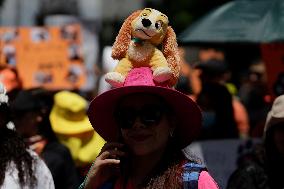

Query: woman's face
[
  {"left": 116, "top": 94, "right": 173, "bottom": 156},
  {"left": 273, "top": 124, "right": 284, "bottom": 158},
  {"left": 12, "top": 111, "right": 40, "bottom": 138}
]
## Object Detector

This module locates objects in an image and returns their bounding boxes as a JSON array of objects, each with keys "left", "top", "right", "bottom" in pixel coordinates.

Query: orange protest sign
[{"left": 0, "top": 25, "right": 86, "bottom": 90}]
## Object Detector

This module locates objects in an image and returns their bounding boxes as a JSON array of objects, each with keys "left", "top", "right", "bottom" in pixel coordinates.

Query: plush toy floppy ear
[
  {"left": 162, "top": 26, "right": 180, "bottom": 86},
  {"left": 111, "top": 10, "right": 142, "bottom": 60}
]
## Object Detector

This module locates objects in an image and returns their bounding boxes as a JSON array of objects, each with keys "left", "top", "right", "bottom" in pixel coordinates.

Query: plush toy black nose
[{"left": 142, "top": 18, "right": 152, "bottom": 27}]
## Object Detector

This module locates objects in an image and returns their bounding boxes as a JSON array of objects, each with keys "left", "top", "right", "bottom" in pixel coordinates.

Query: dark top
[
  {"left": 41, "top": 141, "right": 80, "bottom": 189},
  {"left": 227, "top": 161, "right": 270, "bottom": 189},
  {"left": 196, "top": 82, "right": 238, "bottom": 140}
]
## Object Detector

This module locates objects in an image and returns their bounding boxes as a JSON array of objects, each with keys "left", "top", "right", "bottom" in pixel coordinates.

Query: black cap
[{"left": 10, "top": 88, "right": 53, "bottom": 112}]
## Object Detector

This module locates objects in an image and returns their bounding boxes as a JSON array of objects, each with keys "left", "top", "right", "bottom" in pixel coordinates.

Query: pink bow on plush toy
[{"left": 105, "top": 8, "right": 180, "bottom": 87}]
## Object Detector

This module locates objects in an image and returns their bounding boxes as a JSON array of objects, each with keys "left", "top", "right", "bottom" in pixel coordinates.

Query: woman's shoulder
[
  {"left": 2, "top": 150, "right": 55, "bottom": 189},
  {"left": 28, "top": 150, "right": 55, "bottom": 189},
  {"left": 181, "top": 161, "right": 219, "bottom": 189}
]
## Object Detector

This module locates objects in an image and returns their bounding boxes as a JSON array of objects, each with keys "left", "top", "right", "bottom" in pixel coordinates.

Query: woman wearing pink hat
[
  {"left": 80, "top": 67, "right": 219, "bottom": 189},
  {"left": 80, "top": 8, "right": 218, "bottom": 188}
]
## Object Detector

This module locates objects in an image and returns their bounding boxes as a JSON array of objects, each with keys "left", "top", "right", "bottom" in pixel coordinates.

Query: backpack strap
[{"left": 182, "top": 162, "right": 207, "bottom": 189}]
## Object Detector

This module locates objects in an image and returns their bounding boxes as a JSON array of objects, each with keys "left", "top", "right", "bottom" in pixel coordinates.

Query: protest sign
[
  {"left": 261, "top": 43, "right": 284, "bottom": 97},
  {"left": 0, "top": 25, "right": 86, "bottom": 90}
]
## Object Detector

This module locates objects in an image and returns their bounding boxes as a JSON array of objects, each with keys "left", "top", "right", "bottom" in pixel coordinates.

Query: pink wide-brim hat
[{"left": 87, "top": 67, "right": 202, "bottom": 149}]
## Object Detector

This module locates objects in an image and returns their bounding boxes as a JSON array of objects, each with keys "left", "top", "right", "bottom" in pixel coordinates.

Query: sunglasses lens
[
  {"left": 115, "top": 105, "right": 165, "bottom": 129},
  {"left": 140, "top": 107, "right": 163, "bottom": 125},
  {"left": 115, "top": 109, "right": 136, "bottom": 129}
]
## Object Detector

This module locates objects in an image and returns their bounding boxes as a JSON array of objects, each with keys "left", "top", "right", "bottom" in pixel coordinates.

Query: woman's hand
[{"left": 84, "top": 142, "right": 126, "bottom": 189}]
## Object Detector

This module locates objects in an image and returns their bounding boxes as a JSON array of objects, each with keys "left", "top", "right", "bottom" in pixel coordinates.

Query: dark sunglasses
[{"left": 114, "top": 104, "right": 170, "bottom": 129}]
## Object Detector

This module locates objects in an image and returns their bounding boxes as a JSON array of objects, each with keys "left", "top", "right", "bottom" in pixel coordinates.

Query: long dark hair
[
  {"left": 264, "top": 123, "right": 284, "bottom": 164},
  {"left": 0, "top": 97, "right": 37, "bottom": 187},
  {"left": 264, "top": 123, "right": 284, "bottom": 189},
  {"left": 141, "top": 136, "right": 200, "bottom": 189},
  {"left": 0, "top": 127, "right": 37, "bottom": 187}
]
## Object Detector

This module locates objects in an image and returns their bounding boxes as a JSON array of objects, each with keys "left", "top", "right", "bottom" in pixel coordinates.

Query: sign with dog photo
[{"left": 0, "top": 25, "right": 86, "bottom": 90}]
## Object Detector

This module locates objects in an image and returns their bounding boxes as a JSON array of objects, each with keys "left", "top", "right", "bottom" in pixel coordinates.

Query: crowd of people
[
  {"left": 0, "top": 9, "right": 283, "bottom": 189},
  {"left": 1, "top": 53, "right": 283, "bottom": 189}
]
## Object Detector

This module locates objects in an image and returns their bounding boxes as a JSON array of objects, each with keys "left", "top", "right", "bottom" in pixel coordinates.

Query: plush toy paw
[
  {"left": 105, "top": 72, "right": 125, "bottom": 87},
  {"left": 153, "top": 67, "right": 172, "bottom": 83}
]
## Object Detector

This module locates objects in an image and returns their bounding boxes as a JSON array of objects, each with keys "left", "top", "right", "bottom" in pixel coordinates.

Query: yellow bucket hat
[
  {"left": 50, "top": 91, "right": 105, "bottom": 164},
  {"left": 50, "top": 90, "right": 93, "bottom": 134}
]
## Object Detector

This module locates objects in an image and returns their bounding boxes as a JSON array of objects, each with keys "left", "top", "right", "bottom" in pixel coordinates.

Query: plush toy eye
[
  {"left": 155, "top": 21, "right": 162, "bottom": 29},
  {"left": 142, "top": 13, "right": 147, "bottom": 17}
]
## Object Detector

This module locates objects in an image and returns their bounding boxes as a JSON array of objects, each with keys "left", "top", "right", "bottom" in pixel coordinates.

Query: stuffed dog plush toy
[{"left": 105, "top": 8, "right": 180, "bottom": 87}]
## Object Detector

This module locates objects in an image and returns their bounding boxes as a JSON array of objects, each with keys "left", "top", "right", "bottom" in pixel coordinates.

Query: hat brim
[
  {"left": 88, "top": 85, "right": 202, "bottom": 149},
  {"left": 50, "top": 110, "right": 94, "bottom": 135}
]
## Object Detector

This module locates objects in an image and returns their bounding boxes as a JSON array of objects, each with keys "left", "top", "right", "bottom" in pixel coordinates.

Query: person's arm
[{"left": 232, "top": 98, "right": 250, "bottom": 138}]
